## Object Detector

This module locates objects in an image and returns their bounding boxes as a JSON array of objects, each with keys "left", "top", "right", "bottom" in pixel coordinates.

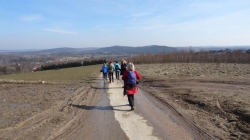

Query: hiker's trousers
[
  {"left": 108, "top": 72, "right": 114, "bottom": 82},
  {"left": 127, "top": 94, "right": 134, "bottom": 107},
  {"left": 115, "top": 71, "right": 120, "bottom": 79},
  {"left": 103, "top": 72, "right": 107, "bottom": 80}
]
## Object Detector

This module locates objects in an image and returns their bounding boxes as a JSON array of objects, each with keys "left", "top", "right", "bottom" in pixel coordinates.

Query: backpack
[
  {"left": 108, "top": 64, "right": 114, "bottom": 72},
  {"left": 115, "top": 64, "right": 119, "bottom": 70},
  {"left": 126, "top": 71, "right": 136, "bottom": 85}
]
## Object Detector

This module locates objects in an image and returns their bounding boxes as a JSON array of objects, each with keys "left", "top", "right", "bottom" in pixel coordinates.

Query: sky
[{"left": 0, "top": 0, "right": 250, "bottom": 50}]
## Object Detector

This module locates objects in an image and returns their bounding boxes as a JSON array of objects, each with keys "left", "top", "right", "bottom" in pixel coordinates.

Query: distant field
[{"left": 0, "top": 64, "right": 102, "bottom": 84}]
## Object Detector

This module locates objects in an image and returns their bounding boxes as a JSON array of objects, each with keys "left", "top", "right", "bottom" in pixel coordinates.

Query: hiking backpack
[
  {"left": 127, "top": 71, "right": 136, "bottom": 85},
  {"left": 108, "top": 64, "right": 114, "bottom": 72},
  {"left": 115, "top": 64, "right": 119, "bottom": 70}
]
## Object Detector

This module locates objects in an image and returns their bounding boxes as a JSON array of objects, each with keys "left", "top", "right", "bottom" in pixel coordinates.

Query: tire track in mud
[
  {"left": 49, "top": 86, "right": 99, "bottom": 140},
  {"left": 108, "top": 80, "right": 195, "bottom": 140},
  {"left": 139, "top": 86, "right": 216, "bottom": 140},
  {"left": 0, "top": 84, "right": 99, "bottom": 140},
  {"left": 1, "top": 78, "right": 128, "bottom": 140},
  {"left": 1, "top": 77, "right": 216, "bottom": 140},
  {"left": 52, "top": 78, "right": 127, "bottom": 140}
]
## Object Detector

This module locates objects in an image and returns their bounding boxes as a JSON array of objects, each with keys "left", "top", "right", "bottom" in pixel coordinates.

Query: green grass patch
[{"left": 0, "top": 64, "right": 102, "bottom": 84}]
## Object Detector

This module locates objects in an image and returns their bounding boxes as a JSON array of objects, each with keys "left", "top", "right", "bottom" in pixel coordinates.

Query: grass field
[{"left": 0, "top": 64, "right": 102, "bottom": 84}]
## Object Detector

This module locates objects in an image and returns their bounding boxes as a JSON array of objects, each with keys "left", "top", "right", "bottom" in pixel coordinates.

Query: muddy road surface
[
  {"left": 1, "top": 63, "right": 249, "bottom": 139},
  {"left": 136, "top": 63, "right": 250, "bottom": 139},
  {"left": 0, "top": 77, "right": 209, "bottom": 140}
]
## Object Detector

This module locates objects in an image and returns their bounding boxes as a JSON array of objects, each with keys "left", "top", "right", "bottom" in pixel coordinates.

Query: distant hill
[
  {"left": 92, "top": 45, "right": 177, "bottom": 54},
  {"left": 31, "top": 47, "right": 98, "bottom": 54},
  {"left": 37, "top": 47, "right": 81, "bottom": 53},
  {"left": 0, "top": 45, "right": 177, "bottom": 55},
  {"left": 2, "top": 46, "right": 250, "bottom": 54},
  {"left": 176, "top": 46, "right": 250, "bottom": 52},
  {"left": 0, "top": 47, "right": 97, "bottom": 54},
  {"left": 0, "top": 49, "right": 40, "bottom": 53}
]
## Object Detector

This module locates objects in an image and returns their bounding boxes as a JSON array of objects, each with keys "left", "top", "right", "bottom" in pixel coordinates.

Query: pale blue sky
[{"left": 1, "top": 0, "right": 250, "bottom": 50}]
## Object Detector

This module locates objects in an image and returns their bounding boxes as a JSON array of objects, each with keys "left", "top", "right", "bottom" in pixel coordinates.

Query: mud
[
  {"left": 0, "top": 63, "right": 249, "bottom": 140},
  {"left": 136, "top": 63, "right": 250, "bottom": 140},
  {"left": 0, "top": 78, "right": 130, "bottom": 140},
  {"left": 0, "top": 82, "right": 98, "bottom": 140}
]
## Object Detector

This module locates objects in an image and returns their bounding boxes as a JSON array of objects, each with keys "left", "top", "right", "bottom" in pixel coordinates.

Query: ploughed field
[
  {"left": 0, "top": 63, "right": 249, "bottom": 140},
  {"left": 0, "top": 82, "right": 100, "bottom": 140},
  {"left": 136, "top": 63, "right": 250, "bottom": 140},
  {"left": 0, "top": 65, "right": 101, "bottom": 140}
]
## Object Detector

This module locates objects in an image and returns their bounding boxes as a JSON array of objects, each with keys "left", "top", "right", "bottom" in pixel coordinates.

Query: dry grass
[{"left": 0, "top": 64, "right": 102, "bottom": 84}]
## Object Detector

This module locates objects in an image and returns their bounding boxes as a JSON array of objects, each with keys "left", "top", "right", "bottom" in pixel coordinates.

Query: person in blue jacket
[
  {"left": 101, "top": 63, "right": 108, "bottom": 80},
  {"left": 114, "top": 61, "right": 121, "bottom": 80}
]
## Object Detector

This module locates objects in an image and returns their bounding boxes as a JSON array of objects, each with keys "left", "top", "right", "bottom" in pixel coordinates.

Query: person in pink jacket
[{"left": 122, "top": 62, "right": 142, "bottom": 110}]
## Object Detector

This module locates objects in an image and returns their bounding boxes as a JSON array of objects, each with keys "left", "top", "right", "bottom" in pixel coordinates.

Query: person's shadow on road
[
  {"left": 90, "top": 86, "right": 122, "bottom": 90},
  {"left": 70, "top": 104, "right": 131, "bottom": 111}
]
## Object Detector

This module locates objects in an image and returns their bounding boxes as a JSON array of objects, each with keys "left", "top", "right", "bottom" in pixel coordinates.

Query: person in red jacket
[{"left": 122, "top": 62, "right": 142, "bottom": 110}]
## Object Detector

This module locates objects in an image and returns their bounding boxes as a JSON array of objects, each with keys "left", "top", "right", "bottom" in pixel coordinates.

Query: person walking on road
[
  {"left": 108, "top": 60, "right": 115, "bottom": 83},
  {"left": 101, "top": 63, "right": 108, "bottom": 80},
  {"left": 120, "top": 59, "right": 127, "bottom": 94},
  {"left": 114, "top": 61, "right": 121, "bottom": 80},
  {"left": 120, "top": 59, "right": 127, "bottom": 76},
  {"left": 122, "top": 62, "right": 142, "bottom": 110}
]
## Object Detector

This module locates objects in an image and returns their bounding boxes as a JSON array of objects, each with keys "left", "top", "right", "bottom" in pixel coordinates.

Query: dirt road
[
  {"left": 1, "top": 63, "right": 249, "bottom": 139},
  {"left": 0, "top": 77, "right": 206, "bottom": 140},
  {"left": 136, "top": 63, "right": 250, "bottom": 140},
  {"left": 108, "top": 79, "right": 195, "bottom": 140}
]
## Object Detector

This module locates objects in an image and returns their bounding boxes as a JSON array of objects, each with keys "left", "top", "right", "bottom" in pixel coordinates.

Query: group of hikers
[
  {"left": 100, "top": 60, "right": 121, "bottom": 83},
  {"left": 100, "top": 59, "right": 142, "bottom": 110}
]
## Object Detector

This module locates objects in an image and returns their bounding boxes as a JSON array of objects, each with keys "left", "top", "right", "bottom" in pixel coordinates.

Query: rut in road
[
  {"left": 107, "top": 79, "right": 194, "bottom": 140},
  {"left": 0, "top": 85, "right": 100, "bottom": 140},
  {"left": 1, "top": 77, "right": 211, "bottom": 140}
]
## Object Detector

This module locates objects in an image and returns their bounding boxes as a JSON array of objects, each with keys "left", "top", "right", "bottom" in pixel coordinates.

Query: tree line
[
  {"left": 0, "top": 64, "right": 29, "bottom": 75},
  {"left": 126, "top": 49, "right": 250, "bottom": 64},
  {"left": 0, "top": 59, "right": 106, "bottom": 75},
  {"left": 40, "top": 59, "right": 106, "bottom": 71},
  {"left": 1, "top": 49, "right": 250, "bottom": 75}
]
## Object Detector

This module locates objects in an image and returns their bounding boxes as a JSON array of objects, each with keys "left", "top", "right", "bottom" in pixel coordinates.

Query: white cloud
[
  {"left": 126, "top": 24, "right": 165, "bottom": 30},
  {"left": 125, "top": 12, "right": 151, "bottom": 17},
  {"left": 20, "top": 14, "right": 44, "bottom": 21},
  {"left": 42, "top": 29, "right": 77, "bottom": 34}
]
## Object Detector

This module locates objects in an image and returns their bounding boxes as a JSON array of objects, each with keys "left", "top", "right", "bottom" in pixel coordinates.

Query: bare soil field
[
  {"left": 0, "top": 82, "right": 101, "bottom": 140},
  {"left": 0, "top": 63, "right": 249, "bottom": 140},
  {"left": 136, "top": 63, "right": 250, "bottom": 140}
]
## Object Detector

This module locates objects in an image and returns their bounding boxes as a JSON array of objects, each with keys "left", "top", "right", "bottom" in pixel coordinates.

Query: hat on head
[{"left": 109, "top": 60, "right": 112, "bottom": 63}]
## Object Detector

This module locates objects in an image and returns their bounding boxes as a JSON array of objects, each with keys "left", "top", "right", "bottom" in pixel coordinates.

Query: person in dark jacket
[
  {"left": 120, "top": 59, "right": 127, "bottom": 76},
  {"left": 120, "top": 59, "right": 127, "bottom": 93},
  {"left": 122, "top": 62, "right": 142, "bottom": 110}
]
